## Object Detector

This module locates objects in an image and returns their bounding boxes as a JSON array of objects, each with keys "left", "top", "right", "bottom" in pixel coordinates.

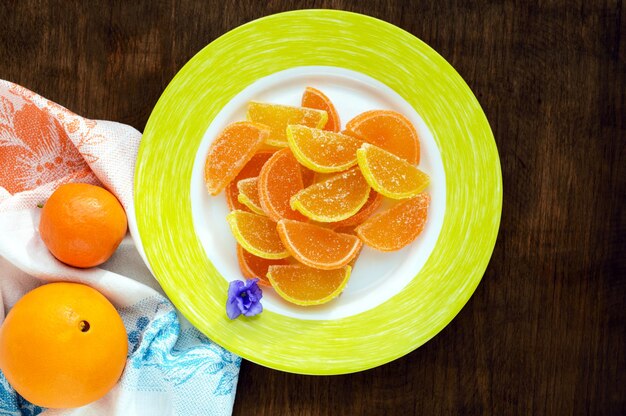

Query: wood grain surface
[{"left": 1, "top": 1, "right": 624, "bottom": 414}]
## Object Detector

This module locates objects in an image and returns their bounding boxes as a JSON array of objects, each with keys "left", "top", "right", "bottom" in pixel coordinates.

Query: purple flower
[{"left": 226, "top": 278, "right": 263, "bottom": 319}]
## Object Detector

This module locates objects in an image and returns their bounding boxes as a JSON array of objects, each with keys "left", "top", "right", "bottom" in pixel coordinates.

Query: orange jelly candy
[
  {"left": 237, "top": 244, "right": 289, "bottom": 286},
  {"left": 236, "top": 177, "right": 264, "bottom": 215},
  {"left": 329, "top": 190, "right": 383, "bottom": 229},
  {"left": 301, "top": 87, "right": 340, "bottom": 132},
  {"left": 266, "top": 264, "right": 352, "bottom": 306},
  {"left": 286, "top": 125, "right": 362, "bottom": 173},
  {"left": 346, "top": 110, "right": 420, "bottom": 164},
  {"left": 300, "top": 165, "right": 316, "bottom": 187},
  {"left": 226, "top": 210, "right": 289, "bottom": 259},
  {"left": 225, "top": 151, "right": 274, "bottom": 211},
  {"left": 258, "top": 148, "right": 307, "bottom": 222},
  {"left": 247, "top": 101, "right": 327, "bottom": 147},
  {"left": 276, "top": 219, "right": 362, "bottom": 270},
  {"left": 356, "top": 143, "right": 429, "bottom": 199},
  {"left": 204, "top": 122, "right": 270, "bottom": 195},
  {"left": 290, "top": 167, "right": 370, "bottom": 222},
  {"left": 355, "top": 193, "right": 431, "bottom": 251}
]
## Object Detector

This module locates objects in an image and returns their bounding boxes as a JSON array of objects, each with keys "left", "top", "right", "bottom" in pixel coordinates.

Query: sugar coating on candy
[
  {"left": 204, "top": 122, "right": 270, "bottom": 195},
  {"left": 355, "top": 193, "right": 431, "bottom": 251},
  {"left": 247, "top": 101, "right": 328, "bottom": 147},
  {"left": 329, "top": 190, "right": 384, "bottom": 228},
  {"left": 301, "top": 87, "right": 341, "bottom": 132},
  {"left": 258, "top": 149, "right": 307, "bottom": 222},
  {"left": 287, "top": 125, "right": 363, "bottom": 172},
  {"left": 237, "top": 244, "right": 289, "bottom": 285},
  {"left": 276, "top": 220, "right": 362, "bottom": 270},
  {"left": 357, "top": 143, "right": 429, "bottom": 199},
  {"left": 225, "top": 151, "right": 275, "bottom": 211},
  {"left": 266, "top": 264, "right": 352, "bottom": 306},
  {"left": 300, "top": 165, "right": 316, "bottom": 187},
  {"left": 346, "top": 109, "right": 420, "bottom": 164},
  {"left": 226, "top": 211, "right": 289, "bottom": 259},
  {"left": 237, "top": 177, "right": 264, "bottom": 215},
  {"left": 290, "top": 167, "right": 370, "bottom": 222}
]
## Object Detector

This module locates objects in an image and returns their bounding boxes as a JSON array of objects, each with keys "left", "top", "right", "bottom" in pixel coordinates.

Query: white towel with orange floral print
[{"left": 0, "top": 80, "right": 240, "bottom": 416}]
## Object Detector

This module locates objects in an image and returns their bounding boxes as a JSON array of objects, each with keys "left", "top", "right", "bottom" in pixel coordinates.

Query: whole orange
[
  {"left": 39, "top": 183, "right": 127, "bottom": 268},
  {"left": 0, "top": 282, "right": 128, "bottom": 408}
]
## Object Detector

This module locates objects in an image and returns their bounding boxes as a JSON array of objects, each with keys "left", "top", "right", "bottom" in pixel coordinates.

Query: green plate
[{"left": 135, "top": 10, "right": 502, "bottom": 375}]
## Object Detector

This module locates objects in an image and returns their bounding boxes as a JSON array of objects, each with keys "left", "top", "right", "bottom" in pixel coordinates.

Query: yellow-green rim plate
[{"left": 135, "top": 10, "right": 502, "bottom": 375}]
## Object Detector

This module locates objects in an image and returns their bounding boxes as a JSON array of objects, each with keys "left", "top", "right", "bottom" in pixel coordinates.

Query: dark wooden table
[{"left": 2, "top": 1, "right": 624, "bottom": 414}]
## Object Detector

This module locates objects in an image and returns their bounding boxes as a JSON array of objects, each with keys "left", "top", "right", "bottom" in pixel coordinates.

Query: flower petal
[
  {"left": 243, "top": 300, "right": 263, "bottom": 317},
  {"left": 245, "top": 278, "right": 263, "bottom": 299},
  {"left": 225, "top": 298, "right": 242, "bottom": 320},
  {"left": 236, "top": 294, "right": 251, "bottom": 311},
  {"left": 227, "top": 280, "right": 245, "bottom": 298}
]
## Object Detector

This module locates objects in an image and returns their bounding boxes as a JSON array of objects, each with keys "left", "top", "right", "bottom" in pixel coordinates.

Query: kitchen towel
[{"left": 0, "top": 80, "right": 240, "bottom": 416}]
